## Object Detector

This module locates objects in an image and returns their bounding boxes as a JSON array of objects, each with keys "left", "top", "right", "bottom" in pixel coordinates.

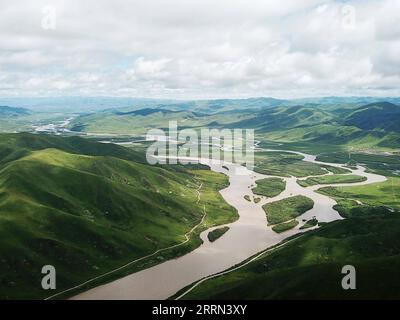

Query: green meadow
[
  {"left": 252, "top": 177, "right": 286, "bottom": 198},
  {"left": 263, "top": 195, "right": 314, "bottom": 225},
  {"left": 297, "top": 174, "right": 367, "bottom": 187}
]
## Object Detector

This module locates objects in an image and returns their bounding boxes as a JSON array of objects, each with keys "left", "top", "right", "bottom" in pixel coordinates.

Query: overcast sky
[{"left": 0, "top": 0, "right": 399, "bottom": 99}]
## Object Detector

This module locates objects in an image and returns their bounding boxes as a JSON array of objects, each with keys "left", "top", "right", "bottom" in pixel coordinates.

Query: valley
[
  {"left": 71, "top": 147, "right": 386, "bottom": 299},
  {"left": 0, "top": 97, "right": 399, "bottom": 300},
  {"left": 1, "top": 0, "right": 400, "bottom": 304}
]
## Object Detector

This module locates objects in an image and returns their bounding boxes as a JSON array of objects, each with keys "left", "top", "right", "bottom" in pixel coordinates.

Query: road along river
[{"left": 71, "top": 150, "right": 386, "bottom": 300}]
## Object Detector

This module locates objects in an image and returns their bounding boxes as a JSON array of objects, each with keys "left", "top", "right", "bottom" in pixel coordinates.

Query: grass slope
[
  {"left": 0, "top": 133, "right": 146, "bottom": 165},
  {"left": 0, "top": 134, "right": 237, "bottom": 299},
  {"left": 271, "top": 220, "right": 299, "bottom": 233},
  {"left": 317, "top": 177, "right": 400, "bottom": 218},
  {"left": 254, "top": 151, "right": 327, "bottom": 177},
  {"left": 345, "top": 102, "right": 400, "bottom": 132}
]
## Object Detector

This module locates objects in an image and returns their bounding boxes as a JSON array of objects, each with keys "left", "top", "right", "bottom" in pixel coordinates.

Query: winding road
[{"left": 71, "top": 149, "right": 386, "bottom": 300}]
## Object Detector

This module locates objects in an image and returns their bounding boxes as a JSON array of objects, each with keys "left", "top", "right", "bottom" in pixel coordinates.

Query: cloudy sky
[{"left": 0, "top": 0, "right": 399, "bottom": 99}]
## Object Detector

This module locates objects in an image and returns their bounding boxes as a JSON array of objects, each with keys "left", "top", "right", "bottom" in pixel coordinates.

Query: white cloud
[{"left": 0, "top": 0, "right": 398, "bottom": 98}]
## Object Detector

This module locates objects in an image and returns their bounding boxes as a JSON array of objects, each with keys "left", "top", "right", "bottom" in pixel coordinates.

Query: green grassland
[
  {"left": 263, "top": 195, "right": 314, "bottom": 225},
  {"left": 0, "top": 133, "right": 238, "bottom": 299},
  {"left": 233, "top": 105, "right": 335, "bottom": 131},
  {"left": 252, "top": 178, "right": 286, "bottom": 198},
  {"left": 297, "top": 174, "right": 367, "bottom": 187},
  {"left": 257, "top": 139, "right": 346, "bottom": 155},
  {"left": 254, "top": 151, "right": 327, "bottom": 177},
  {"left": 317, "top": 177, "right": 400, "bottom": 218},
  {"left": 271, "top": 220, "right": 299, "bottom": 233},
  {"left": 207, "top": 226, "right": 230, "bottom": 242},
  {"left": 180, "top": 213, "right": 400, "bottom": 299},
  {"left": 316, "top": 152, "right": 400, "bottom": 177},
  {"left": 320, "top": 165, "right": 351, "bottom": 174},
  {"left": 260, "top": 124, "right": 400, "bottom": 150},
  {"left": 0, "top": 132, "right": 146, "bottom": 165},
  {"left": 300, "top": 218, "right": 318, "bottom": 230}
]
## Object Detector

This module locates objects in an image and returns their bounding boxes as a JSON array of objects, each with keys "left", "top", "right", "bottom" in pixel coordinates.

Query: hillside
[
  {"left": 345, "top": 102, "right": 400, "bottom": 132},
  {"left": 0, "top": 133, "right": 146, "bottom": 165},
  {"left": 250, "top": 102, "right": 400, "bottom": 150},
  {"left": 0, "top": 133, "right": 237, "bottom": 299},
  {"left": 231, "top": 105, "right": 335, "bottom": 131}
]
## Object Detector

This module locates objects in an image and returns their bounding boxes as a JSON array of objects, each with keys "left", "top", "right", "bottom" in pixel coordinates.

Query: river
[{"left": 71, "top": 149, "right": 386, "bottom": 300}]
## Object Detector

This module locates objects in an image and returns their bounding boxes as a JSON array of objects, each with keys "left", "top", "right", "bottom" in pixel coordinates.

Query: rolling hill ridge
[{"left": 0, "top": 133, "right": 237, "bottom": 299}]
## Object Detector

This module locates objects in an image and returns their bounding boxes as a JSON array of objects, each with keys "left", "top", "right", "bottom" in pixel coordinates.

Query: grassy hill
[
  {"left": 232, "top": 105, "right": 335, "bottom": 131},
  {"left": 258, "top": 102, "right": 400, "bottom": 150},
  {"left": 0, "top": 133, "right": 146, "bottom": 165},
  {"left": 297, "top": 174, "right": 367, "bottom": 187},
  {"left": 0, "top": 133, "right": 237, "bottom": 299}
]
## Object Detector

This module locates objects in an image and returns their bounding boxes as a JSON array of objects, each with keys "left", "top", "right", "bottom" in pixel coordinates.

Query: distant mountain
[
  {"left": 230, "top": 105, "right": 335, "bottom": 131},
  {"left": 345, "top": 102, "right": 400, "bottom": 132},
  {"left": 1, "top": 96, "right": 400, "bottom": 113},
  {"left": 225, "top": 101, "right": 400, "bottom": 149},
  {"left": 291, "top": 96, "right": 400, "bottom": 106},
  {"left": 0, "top": 106, "right": 30, "bottom": 116},
  {"left": 68, "top": 106, "right": 252, "bottom": 134},
  {"left": 0, "top": 97, "right": 179, "bottom": 113},
  {"left": 139, "top": 97, "right": 287, "bottom": 113},
  {"left": 115, "top": 108, "right": 179, "bottom": 116},
  {"left": 67, "top": 99, "right": 400, "bottom": 149}
]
